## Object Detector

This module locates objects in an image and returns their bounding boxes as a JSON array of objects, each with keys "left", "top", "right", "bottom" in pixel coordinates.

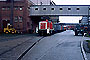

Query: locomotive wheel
[
  {"left": 49, "top": 30, "right": 52, "bottom": 34},
  {"left": 41, "top": 32, "right": 43, "bottom": 35},
  {"left": 82, "top": 33, "right": 84, "bottom": 36}
]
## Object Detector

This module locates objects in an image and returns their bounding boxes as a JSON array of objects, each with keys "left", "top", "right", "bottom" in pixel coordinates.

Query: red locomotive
[
  {"left": 36, "top": 19, "right": 66, "bottom": 35},
  {"left": 36, "top": 19, "right": 54, "bottom": 35}
]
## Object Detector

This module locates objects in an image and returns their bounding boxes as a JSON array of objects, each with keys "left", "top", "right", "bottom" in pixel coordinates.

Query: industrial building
[
  {"left": 0, "top": 0, "right": 59, "bottom": 33},
  {"left": 0, "top": 0, "right": 34, "bottom": 33}
]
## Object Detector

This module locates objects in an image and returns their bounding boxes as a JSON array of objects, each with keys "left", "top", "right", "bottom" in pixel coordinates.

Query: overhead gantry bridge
[{"left": 30, "top": 5, "right": 90, "bottom": 16}]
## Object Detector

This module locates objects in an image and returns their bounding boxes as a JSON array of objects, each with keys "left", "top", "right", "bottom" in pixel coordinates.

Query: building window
[
  {"left": 35, "top": 8, "right": 38, "bottom": 10},
  {"left": 43, "top": 8, "right": 46, "bottom": 10},
  {"left": 89, "top": 8, "right": 90, "bottom": 10},
  {"left": 2, "top": 7, "right": 6, "bottom": 10},
  {"left": 2, "top": 6, "right": 10, "bottom": 10},
  {"left": 19, "top": 16, "right": 23, "bottom": 22},
  {"left": 51, "top": 8, "right": 54, "bottom": 10},
  {"left": 76, "top": 8, "right": 80, "bottom": 10},
  {"left": 59, "top": 8, "right": 63, "bottom": 10},
  {"left": 14, "top": 16, "right": 18, "bottom": 22},
  {"left": 20, "top": 7, "right": 23, "bottom": 10},
  {"left": 68, "top": 8, "right": 71, "bottom": 10},
  {"left": 14, "top": 6, "right": 18, "bottom": 10},
  {"left": 7, "top": 6, "right": 10, "bottom": 10}
]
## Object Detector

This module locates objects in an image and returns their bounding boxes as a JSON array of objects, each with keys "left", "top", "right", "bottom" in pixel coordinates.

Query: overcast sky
[
  {"left": 52, "top": 0, "right": 90, "bottom": 5},
  {"left": 51, "top": 0, "right": 90, "bottom": 23}
]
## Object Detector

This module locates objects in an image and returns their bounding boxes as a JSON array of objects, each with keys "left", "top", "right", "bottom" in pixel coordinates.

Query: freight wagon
[{"left": 53, "top": 23, "right": 66, "bottom": 33}]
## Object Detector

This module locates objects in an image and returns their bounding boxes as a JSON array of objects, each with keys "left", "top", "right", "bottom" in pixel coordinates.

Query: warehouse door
[{"left": 2, "top": 20, "right": 10, "bottom": 29}]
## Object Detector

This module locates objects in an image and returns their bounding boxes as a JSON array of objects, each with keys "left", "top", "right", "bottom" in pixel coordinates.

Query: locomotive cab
[{"left": 38, "top": 19, "right": 54, "bottom": 35}]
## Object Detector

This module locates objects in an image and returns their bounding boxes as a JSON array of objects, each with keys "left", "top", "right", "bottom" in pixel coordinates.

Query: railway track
[{"left": 17, "top": 36, "right": 44, "bottom": 60}]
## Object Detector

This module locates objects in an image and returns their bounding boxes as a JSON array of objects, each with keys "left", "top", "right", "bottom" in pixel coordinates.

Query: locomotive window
[
  {"left": 51, "top": 8, "right": 54, "bottom": 10},
  {"left": 43, "top": 8, "right": 46, "bottom": 10},
  {"left": 35, "top": 8, "right": 38, "bottom": 10}
]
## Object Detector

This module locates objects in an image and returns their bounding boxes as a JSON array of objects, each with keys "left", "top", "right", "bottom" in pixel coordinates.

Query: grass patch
[
  {"left": 84, "top": 32, "right": 90, "bottom": 37},
  {"left": 88, "top": 43, "right": 90, "bottom": 49},
  {"left": 86, "top": 40, "right": 90, "bottom": 42},
  {"left": 86, "top": 40, "right": 90, "bottom": 49},
  {"left": 86, "top": 34, "right": 90, "bottom": 37}
]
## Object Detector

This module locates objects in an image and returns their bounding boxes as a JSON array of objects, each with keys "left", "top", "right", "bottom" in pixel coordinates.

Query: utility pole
[
  {"left": 37, "top": 0, "right": 38, "bottom": 5},
  {"left": 88, "top": 7, "right": 90, "bottom": 32},
  {"left": 10, "top": 0, "right": 14, "bottom": 26},
  {"left": 40, "top": 2, "right": 43, "bottom": 5}
]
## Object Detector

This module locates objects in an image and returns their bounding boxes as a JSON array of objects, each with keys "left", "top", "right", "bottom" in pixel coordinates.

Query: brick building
[{"left": 0, "top": 0, "right": 34, "bottom": 33}]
